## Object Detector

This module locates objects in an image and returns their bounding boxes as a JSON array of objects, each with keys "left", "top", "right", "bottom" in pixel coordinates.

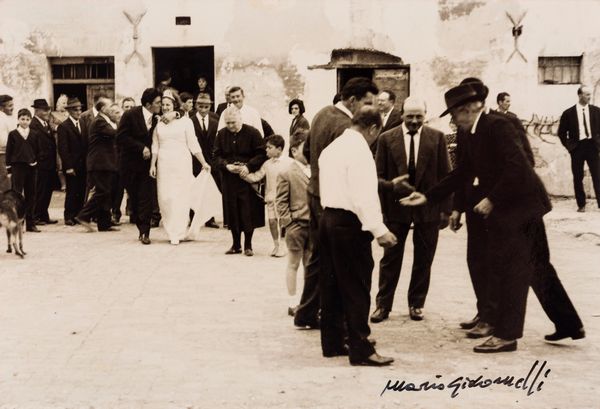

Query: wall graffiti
[{"left": 521, "top": 114, "right": 560, "bottom": 143}]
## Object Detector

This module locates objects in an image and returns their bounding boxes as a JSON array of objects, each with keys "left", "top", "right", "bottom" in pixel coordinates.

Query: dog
[{"left": 0, "top": 189, "right": 26, "bottom": 258}]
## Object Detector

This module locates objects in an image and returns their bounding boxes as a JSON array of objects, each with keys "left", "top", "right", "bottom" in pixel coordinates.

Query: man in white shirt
[
  {"left": 217, "top": 86, "right": 263, "bottom": 136},
  {"left": 318, "top": 106, "right": 397, "bottom": 366},
  {"left": 0, "top": 94, "right": 15, "bottom": 192},
  {"left": 558, "top": 85, "right": 600, "bottom": 211}
]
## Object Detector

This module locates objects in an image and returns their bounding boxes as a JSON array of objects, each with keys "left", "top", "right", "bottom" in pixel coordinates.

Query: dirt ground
[{"left": 0, "top": 194, "right": 598, "bottom": 409}]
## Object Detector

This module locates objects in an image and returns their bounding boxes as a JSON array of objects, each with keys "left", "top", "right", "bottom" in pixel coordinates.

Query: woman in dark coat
[{"left": 288, "top": 99, "right": 310, "bottom": 136}]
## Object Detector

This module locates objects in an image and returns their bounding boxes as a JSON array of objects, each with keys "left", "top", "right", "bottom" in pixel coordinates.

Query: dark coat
[
  {"left": 86, "top": 115, "right": 118, "bottom": 172},
  {"left": 215, "top": 102, "right": 229, "bottom": 118},
  {"left": 213, "top": 124, "right": 267, "bottom": 229},
  {"left": 29, "top": 116, "right": 56, "bottom": 170},
  {"left": 558, "top": 104, "right": 600, "bottom": 152},
  {"left": 190, "top": 112, "right": 219, "bottom": 174},
  {"left": 376, "top": 125, "right": 451, "bottom": 223},
  {"left": 79, "top": 108, "right": 95, "bottom": 141},
  {"left": 428, "top": 113, "right": 551, "bottom": 230},
  {"left": 5, "top": 130, "right": 37, "bottom": 165},
  {"left": 381, "top": 107, "right": 403, "bottom": 133},
  {"left": 289, "top": 114, "right": 310, "bottom": 136},
  {"left": 57, "top": 117, "right": 88, "bottom": 171},
  {"left": 117, "top": 106, "right": 156, "bottom": 173},
  {"left": 304, "top": 105, "right": 352, "bottom": 196}
]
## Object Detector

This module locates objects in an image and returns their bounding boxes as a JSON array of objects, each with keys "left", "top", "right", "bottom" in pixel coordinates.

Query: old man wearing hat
[
  {"left": 30, "top": 98, "right": 58, "bottom": 225},
  {"left": 400, "top": 79, "right": 577, "bottom": 353},
  {"left": 191, "top": 92, "right": 221, "bottom": 228},
  {"left": 57, "top": 97, "right": 88, "bottom": 226}
]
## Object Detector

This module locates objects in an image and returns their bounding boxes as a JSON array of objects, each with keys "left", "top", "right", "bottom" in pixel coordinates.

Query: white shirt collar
[
  {"left": 196, "top": 111, "right": 208, "bottom": 122},
  {"left": 34, "top": 115, "right": 47, "bottom": 126},
  {"left": 335, "top": 101, "right": 353, "bottom": 118},
  {"left": 17, "top": 126, "right": 29, "bottom": 138},
  {"left": 470, "top": 110, "right": 484, "bottom": 134},
  {"left": 577, "top": 102, "right": 589, "bottom": 111},
  {"left": 92, "top": 107, "right": 99, "bottom": 117},
  {"left": 100, "top": 112, "right": 117, "bottom": 129},
  {"left": 401, "top": 122, "right": 422, "bottom": 136},
  {"left": 69, "top": 116, "right": 79, "bottom": 126}
]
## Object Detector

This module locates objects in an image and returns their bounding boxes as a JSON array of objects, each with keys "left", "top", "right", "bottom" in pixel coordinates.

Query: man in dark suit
[
  {"left": 215, "top": 86, "right": 231, "bottom": 118},
  {"left": 558, "top": 85, "right": 600, "bottom": 212},
  {"left": 296, "top": 77, "right": 379, "bottom": 330},
  {"left": 57, "top": 97, "right": 88, "bottom": 226},
  {"left": 403, "top": 81, "right": 584, "bottom": 353},
  {"left": 371, "top": 96, "right": 451, "bottom": 323},
  {"left": 495, "top": 92, "right": 517, "bottom": 117},
  {"left": 117, "top": 88, "right": 162, "bottom": 244},
  {"left": 190, "top": 93, "right": 220, "bottom": 228},
  {"left": 377, "top": 90, "right": 403, "bottom": 133},
  {"left": 29, "top": 99, "right": 58, "bottom": 225},
  {"left": 79, "top": 93, "right": 106, "bottom": 140},
  {"left": 75, "top": 97, "right": 119, "bottom": 232}
]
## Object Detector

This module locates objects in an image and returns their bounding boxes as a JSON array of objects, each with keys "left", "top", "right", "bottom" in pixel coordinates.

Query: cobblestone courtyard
[{"left": 0, "top": 195, "right": 598, "bottom": 408}]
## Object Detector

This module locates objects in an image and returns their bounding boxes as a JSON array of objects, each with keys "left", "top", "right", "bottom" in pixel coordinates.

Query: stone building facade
[{"left": 1, "top": 0, "right": 599, "bottom": 196}]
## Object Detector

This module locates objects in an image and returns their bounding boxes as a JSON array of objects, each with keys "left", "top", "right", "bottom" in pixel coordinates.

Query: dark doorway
[
  {"left": 152, "top": 46, "right": 215, "bottom": 101},
  {"left": 337, "top": 68, "right": 374, "bottom": 91}
]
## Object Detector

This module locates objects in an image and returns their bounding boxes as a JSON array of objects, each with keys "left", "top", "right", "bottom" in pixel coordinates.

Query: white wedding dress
[{"left": 152, "top": 117, "right": 221, "bottom": 244}]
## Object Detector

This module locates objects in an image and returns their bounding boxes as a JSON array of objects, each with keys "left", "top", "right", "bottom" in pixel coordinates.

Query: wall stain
[
  {"left": 429, "top": 56, "right": 486, "bottom": 89},
  {"left": 438, "top": 0, "right": 486, "bottom": 21}
]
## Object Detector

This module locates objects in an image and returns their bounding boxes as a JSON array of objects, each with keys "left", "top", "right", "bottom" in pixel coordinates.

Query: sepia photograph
[{"left": 0, "top": 0, "right": 598, "bottom": 407}]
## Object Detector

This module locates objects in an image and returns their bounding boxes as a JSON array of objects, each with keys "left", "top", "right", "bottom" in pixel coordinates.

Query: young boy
[
  {"left": 241, "top": 134, "right": 291, "bottom": 257},
  {"left": 5, "top": 108, "right": 39, "bottom": 232},
  {"left": 275, "top": 130, "right": 311, "bottom": 315}
]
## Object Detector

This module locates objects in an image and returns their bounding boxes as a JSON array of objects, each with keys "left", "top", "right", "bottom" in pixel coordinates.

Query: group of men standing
[{"left": 298, "top": 75, "right": 586, "bottom": 367}]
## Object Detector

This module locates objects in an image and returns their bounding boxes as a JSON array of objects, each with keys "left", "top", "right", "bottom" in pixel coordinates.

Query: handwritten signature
[{"left": 381, "top": 360, "right": 551, "bottom": 398}]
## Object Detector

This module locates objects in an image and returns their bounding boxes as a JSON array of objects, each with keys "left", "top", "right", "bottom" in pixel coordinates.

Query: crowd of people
[{"left": 0, "top": 73, "right": 592, "bottom": 367}]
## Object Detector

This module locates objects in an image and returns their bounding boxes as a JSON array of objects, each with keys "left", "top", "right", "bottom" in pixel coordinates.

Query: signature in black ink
[{"left": 381, "top": 360, "right": 551, "bottom": 398}]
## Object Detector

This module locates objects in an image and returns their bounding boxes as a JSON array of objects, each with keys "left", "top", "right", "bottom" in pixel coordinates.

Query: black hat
[
  {"left": 459, "top": 77, "right": 489, "bottom": 100},
  {"left": 65, "top": 97, "right": 83, "bottom": 109},
  {"left": 440, "top": 84, "right": 481, "bottom": 117},
  {"left": 31, "top": 99, "right": 51, "bottom": 110}
]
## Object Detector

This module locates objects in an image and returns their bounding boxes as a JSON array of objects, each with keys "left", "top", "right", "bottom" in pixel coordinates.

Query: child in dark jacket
[{"left": 5, "top": 108, "right": 38, "bottom": 231}]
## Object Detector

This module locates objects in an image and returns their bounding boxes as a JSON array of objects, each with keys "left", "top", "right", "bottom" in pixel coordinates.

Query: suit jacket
[
  {"left": 376, "top": 125, "right": 451, "bottom": 223},
  {"left": 5, "top": 130, "right": 37, "bottom": 165},
  {"left": 289, "top": 115, "right": 310, "bottom": 136},
  {"left": 57, "top": 117, "right": 88, "bottom": 171},
  {"left": 190, "top": 112, "right": 219, "bottom": 174},
  {"left": 87, "top": 115, "right": 118, "bottom": 172},
  {"left": 215, "top": 102, "right": 228, "bottom": 118},
  {"left": 381, "top": 107, "right": 403, "bottom": 133},
  {"left": 558, "top": 104, "right": 600, "bottom": 152},
  {"left": 117, "top": 106, "right": 156, "bottom": 173},
  {"left": 29, "top": 116, "right": 56, "bottom": 171},
  {"left": 305, "top": 105, "right": 352, "bottom": 196},
  {"left": 428, "top": 113, "right": 551, "bottom": 230},
  {"left": 276, "top": 160, "right": 310, "bottom": 227},
  {"left": 79, "top": 108, "right": 95, "bottom": 141}
]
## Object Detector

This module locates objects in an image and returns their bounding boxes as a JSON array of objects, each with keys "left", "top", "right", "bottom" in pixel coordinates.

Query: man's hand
[
  {"left": 439, "top": 212, "right": 449, "bottom": 230},
  {"left": 449, "top": 210, "right": 462, "bottom": 232},
  {"left": 399, "top": 191, "right": 427, "bottom": 206},
  {"left": 376, "top": 231, "right": 398, "bottom": 248},
  {"left": 142, "top": 147, "right": 151, "bottom": 160},
  {"left": 66, "top": 168, "right": 76, "bottom": 176},
  {"left": 149, "top": 165, "right": 157, "bottom": 179},
  {"left": 473, "top": 197, "right": 494, "bottom": 218},
  {"left": 161, "top": 111, "right": 178, "bottom": 124},
  {"left": 238, "top": 165, "right": 250, "bottom": 178},
  {"left": 226, "top": 164, "right": 241, "bottom": 173},
  {"left": 392, "top": 174, "right": 415, "bottom": 193},
  {"left": 202, "top": 163, "right": 212, "bottom": 173}
]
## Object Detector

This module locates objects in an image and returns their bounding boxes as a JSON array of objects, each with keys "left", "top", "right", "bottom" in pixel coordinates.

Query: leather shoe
[
  {"left": 577, "top": 206, "right": 585, "bottom": 213},
  {"left": 460, "top": 314, "right": 480, "bottom": 330},
  {"left": 45, "top": 219, "right": 58, "bottom": 224},
  {"left": 350, "top": 352, "right": 394, "bottom": 366},
  {"left": 545, "top": 327, "right": 585, "bottom": 341},
  {"left": 34, "top": 219, "right": 47, "bottom": 226},
  {"left": 294, "top": 320, "right": 320, "bottom": 329},
  {"left": 26, "top": 225, "right": 41, "bottom": 233},
  {"left": 323, "top": 345, "right": 349, "bottom": 357},
  {"left": 140, "top": 234, "right": 151, "bottom": 245},
  {"left": 466, "top": 321, "right": 494, "bottom": 338},
  {"left": 473, "top": 336, "right": 517, "bottom": 353},
  {"left": 204, "top": 218, "right": 219, "bottom": 229},
  {"left": 287, "top": 306, "right": 296, "bottom": 317},
  {"left": 409, "top": 306, "right": 424, "bottom": 321},
  {"left": 370, "top": 308, "right": 390, "bottom": 323},
  {"left": 74, "top": 217, "right": 94, "bottom": 232},
  {"left": 225, "top": 247, "right": 242, "bottom": 255},
  {"left": 244, "top": 248, "right": 254, "bottom": 257},
  {"left": 64, "top": 219, "right": 76, "bottom": 226}
]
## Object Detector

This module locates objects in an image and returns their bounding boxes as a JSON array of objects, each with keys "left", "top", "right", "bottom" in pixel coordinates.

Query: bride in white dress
[{"left": 149, "top": 90, "right": 213, "bottom": 245}]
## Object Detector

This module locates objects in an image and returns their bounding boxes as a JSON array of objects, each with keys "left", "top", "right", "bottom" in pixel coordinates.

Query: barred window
[{"left": 538, "top": 56, "right": 581, "bottom": 85}]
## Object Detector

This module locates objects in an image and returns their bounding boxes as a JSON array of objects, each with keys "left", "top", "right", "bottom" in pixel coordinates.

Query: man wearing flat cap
[
  {"left": 402, "top": 79, "right": 584, "bottom": 352},
  {"left": 57, "top": 97, "right": 88, "bottom": 226},
  {"left": 30, "top": 98, "right": 58, "bottom": 225}
]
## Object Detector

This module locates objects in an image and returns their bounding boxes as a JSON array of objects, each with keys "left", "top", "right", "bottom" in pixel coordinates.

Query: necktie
[
  {"left": 201, "top": 117, "right": 207, "bottom": 132},
  {"left": 408, "top": 130, "right": 416, "bottom": 186},
  {"left": 75, "top": 121, "right": 80, "bottom": 133},
  {"left": 147, "top": 115, "right": 153, "bottom": 130},
  {"left": 583, "top": 108, "right": 590, "bottom": 138}
]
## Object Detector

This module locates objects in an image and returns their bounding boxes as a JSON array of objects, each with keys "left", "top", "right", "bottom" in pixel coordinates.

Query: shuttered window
[{"left": 538, "top": 56, "right": 581, "bottom": 84}]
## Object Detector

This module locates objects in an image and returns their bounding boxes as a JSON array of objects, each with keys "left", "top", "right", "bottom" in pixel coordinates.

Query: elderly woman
[
  {"left": 149, "top": 90, "right": 211, "bottom": 244},
  {"left": 288, "top": 98, "right": 310, "bottom": 136},
  {"left": 51, "top": 93, "right": 69, "bottom": 191}
]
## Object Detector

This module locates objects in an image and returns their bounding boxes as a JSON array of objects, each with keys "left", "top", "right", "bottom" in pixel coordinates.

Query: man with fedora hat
[
  {"left": 190, "top": 92, "right": 221, "bottom": 228},
  {"left": 401, "top": 79, "right": 557, "bottom": 352},
  {"left": 57, "top": 97, "right": 88, "bottom": 226},
  {"left": 30, "top": 98, "right": 58, "bottom": 226}
]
